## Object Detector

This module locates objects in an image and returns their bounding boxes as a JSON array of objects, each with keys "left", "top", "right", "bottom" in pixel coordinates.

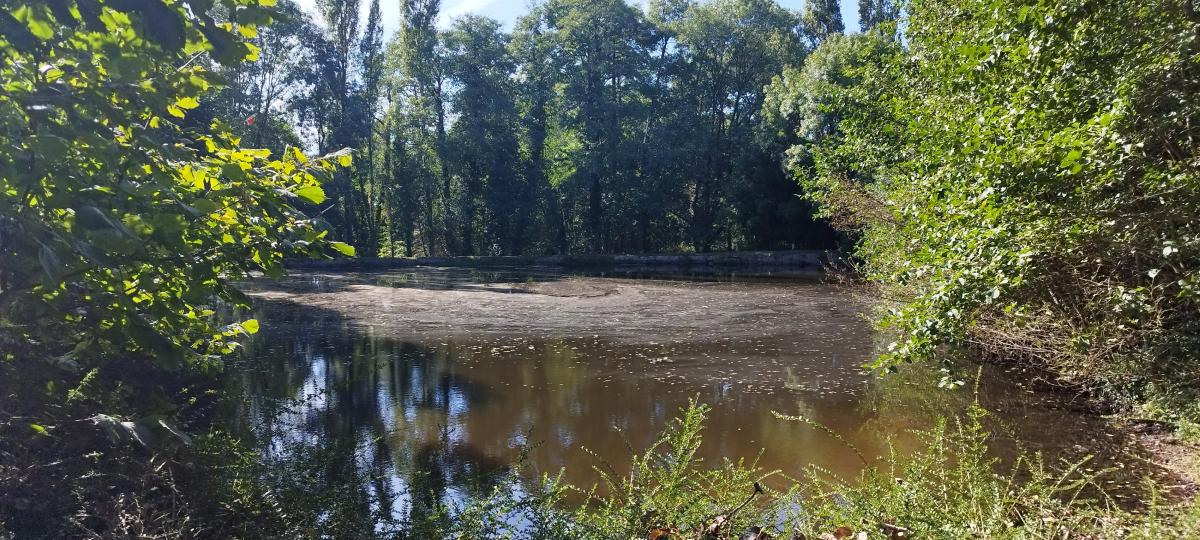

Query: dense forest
[
  {"left": 203, "top": 0, "right": 871, "bottom": 257},
  {"left": 2, "top": 0, "right": 1199, "bottom": 537}
]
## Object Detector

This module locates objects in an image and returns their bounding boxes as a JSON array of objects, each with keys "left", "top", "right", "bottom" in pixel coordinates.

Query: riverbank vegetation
[
  {"left": 762, "top": 0, "right": 1200, "bottom": 439},
  {"left": 0, "top": 0, "right": 350, "bottom": 535},
  {"left": 2, "top": 0, "right": 1198, "bottom": 537},
  {"left": 195, "top": 400, "right": 1200, "bottom": 538}
]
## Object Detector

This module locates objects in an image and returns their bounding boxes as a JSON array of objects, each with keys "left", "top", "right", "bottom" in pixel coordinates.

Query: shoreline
[{"left": 286, "top": 249, "right": 839, "bottom": 275}]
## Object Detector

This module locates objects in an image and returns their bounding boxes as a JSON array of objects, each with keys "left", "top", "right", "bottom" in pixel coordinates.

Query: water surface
[{"left": 228, "top": 268, "right": 1149, "bottom": 525}]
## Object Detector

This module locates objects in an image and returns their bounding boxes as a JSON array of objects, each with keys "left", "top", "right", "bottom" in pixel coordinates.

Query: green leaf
[
  {"left": 1059, "top": 149, "right": 1082, "bottom": 169},
  {"left": 294, "top": 185, "right": 326, "bottom": 204},
  {"left": 30, "top": 424, "right": 48, "bottom": 436},
  {"left": 337, "top": 153, "right": 353, "bottom": 167},
  {"left": 241, "top": 319, "right": 259, "bottom": 335},
  {"left": 25, "top": 15, "right": 54, "bottom": 40},
  {"left": 330, "top": 241, "right": 356, "bottom": 257},
  {"left": 176, "top": 96, "right": 200, "bottom": 109}
]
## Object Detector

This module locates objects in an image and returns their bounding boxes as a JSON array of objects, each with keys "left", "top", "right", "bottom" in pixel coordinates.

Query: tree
[
  {"left": 310, "top": 0, "right": 363, "bottom": 248},
  {"left": 764, "top": 32, "right": 896, "bottom": 163},
  {"left": 786, "top": 0, "right": 1200, "bottom": 411},
  {"left": 381, "top": 96, "right": 421, "bottom": 256},
  {"left": 352, "top": 0, "right": 387, "bottom": 256},
  {"left": 802, "top": 0, "right": 844, "bottom": 48},
  {"left": 511, "top": 6, "right": 563, "bottom": 253},
  {"left": 542, "top": 0, "right": 652, "bottom": 253},
  {"left": 858, "top": 0, "right": 901, "bottom": 32},
  {"left": 0, "top": 0, "right": 350, "bottom": 534},
  {"left": 396, "top": 0, "right": 453, "bottom": 255},
  {"left": 444, "top": 16, "right": 525, "bottom": 255},
  {"left": 672, "top": 0, "right": 805, "bottom": 251}
]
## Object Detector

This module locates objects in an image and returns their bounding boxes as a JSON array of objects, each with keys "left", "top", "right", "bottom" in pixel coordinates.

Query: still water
[{"left": 227, "top": 268, "right": 1145, "bottom": 525}]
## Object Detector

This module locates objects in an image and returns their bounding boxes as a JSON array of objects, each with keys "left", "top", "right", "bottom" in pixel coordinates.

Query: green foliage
[
  {"left": 444, "top": 15, "right": 526, "bottom": 255},
  {"left": 771, "top": 0, "right": 1200, "bottom": 416},
  {"left": 0, "top": 0, "right": 348, "bottom": 363},
  {"left": 205, "top": 0, "right": 312, "bottom": 154},
  {"left": 857, "top": 0, "right": 901, "bottom": 33},
  {"left": 0, "top": 0, "right": 349, "bottom": 536},
  {"left": 801, "top": 0, "right": 844, "bottom": 47},
  {"left": 247, "top": 0, "right": 836, "bottom": 258},
  {"left": 790, "top": 404, "right": 1200, "bottom": 539}
]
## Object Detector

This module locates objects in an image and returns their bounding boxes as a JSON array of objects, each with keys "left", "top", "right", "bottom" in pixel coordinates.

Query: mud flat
[{"left": 244, "top": 267, "right": 865, "bottom": 345}]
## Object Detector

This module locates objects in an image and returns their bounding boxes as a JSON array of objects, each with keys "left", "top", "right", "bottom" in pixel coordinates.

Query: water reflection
[{"left": 226, "top": 270, "right": 1155, "bottom": 531}]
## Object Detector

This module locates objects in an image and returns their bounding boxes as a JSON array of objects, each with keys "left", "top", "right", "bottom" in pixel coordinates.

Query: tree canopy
[{"left": 200, "top": 0, "right": 843, "bottom": 257}]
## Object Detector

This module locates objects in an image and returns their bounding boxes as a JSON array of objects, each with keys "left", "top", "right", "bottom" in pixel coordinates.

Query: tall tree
[
  {"left": 382, "top": 100, "right": 420, "bottom": 256},
  {"left": 542, "top": 0, "right": 651, "bottom": 253},
  {"left": 858, "top": 0, "right": 901, "bottom": 32},
  {"left": 397, "top": 0, "right": 453, "bottom": 254},
  {"left": 673, "top": 0, "right": 804, "bottom": 251},
  {"left": 353, "top": 0, "right": 386, "bottom": 256},
  {"left": 802, "top": 0, "right": 844, "bottom": 47},
  {"left": 307, "top": 0, "right": 363, "bottom": 247},
  {"left": 634, "top": 0, "right": 693, "bottom": 252},
  {"left": 444, "top": 16, "right": 524, "bottom": 255}
]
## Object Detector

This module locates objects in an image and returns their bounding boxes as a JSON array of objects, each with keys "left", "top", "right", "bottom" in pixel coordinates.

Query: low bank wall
[{"left": 287, "top": 250, "right": 837, "bottom": 273}]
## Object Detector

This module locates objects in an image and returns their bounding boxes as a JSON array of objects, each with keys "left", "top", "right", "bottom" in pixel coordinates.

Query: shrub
[
  {"left": 0, "top": 1, "right": 349, "bottom": 536},
  {"left": 768, "top": 0, "right": 1200, "bottom": 419}
]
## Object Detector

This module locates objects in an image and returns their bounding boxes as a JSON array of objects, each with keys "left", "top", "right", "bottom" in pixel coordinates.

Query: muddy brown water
[{"left": 227, "top": 268, "right": 1154, "bottom": 523}]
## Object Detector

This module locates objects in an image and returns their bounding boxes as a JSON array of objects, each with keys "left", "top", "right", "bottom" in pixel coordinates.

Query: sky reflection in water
[{"left": 226, "top": 269, "right": 1147, "bottom": 527}]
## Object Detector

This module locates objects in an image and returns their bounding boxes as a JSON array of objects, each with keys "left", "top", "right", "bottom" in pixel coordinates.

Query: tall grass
[
  {"left": 186, "top": 398, "right": 1198, "bottom": 539},
  {"left": 395, "top": 400, "right": 1198, "bottom": 539}
]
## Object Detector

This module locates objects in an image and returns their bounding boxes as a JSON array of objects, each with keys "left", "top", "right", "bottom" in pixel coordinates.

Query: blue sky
[{"left": 295, "top": 0, "right": 861, "bottom": 38}]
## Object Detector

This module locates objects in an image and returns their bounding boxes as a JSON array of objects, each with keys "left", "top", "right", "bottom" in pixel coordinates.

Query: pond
[{"left": 226, "top": 268, "right": 1151, "bottom": 527}]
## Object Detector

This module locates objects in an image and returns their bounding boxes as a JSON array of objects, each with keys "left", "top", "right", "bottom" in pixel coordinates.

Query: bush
[
  {"left": 0, "top": 1, "right": 349, "bottom": 536},
  {"left": 768, "top": 0, "right": 1200, "bottom": 420}
]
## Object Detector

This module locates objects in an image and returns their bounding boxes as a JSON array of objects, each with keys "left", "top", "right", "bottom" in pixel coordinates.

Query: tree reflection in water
[{"left": 223, "top": 273, "right": 1153, "bottom": 533}]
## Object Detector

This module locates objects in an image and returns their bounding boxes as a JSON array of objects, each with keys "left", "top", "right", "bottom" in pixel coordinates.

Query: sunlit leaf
[
  {"left": 294, "top": 185, "right": 326, "bottom": 204},
  {"left": 330, "top": 241, "right": 356, "bottom": 257}
]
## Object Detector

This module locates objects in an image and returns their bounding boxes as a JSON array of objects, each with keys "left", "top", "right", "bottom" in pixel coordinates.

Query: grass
[{"left": 351, "top": 399, "right": 1198, "bottom": 539}]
